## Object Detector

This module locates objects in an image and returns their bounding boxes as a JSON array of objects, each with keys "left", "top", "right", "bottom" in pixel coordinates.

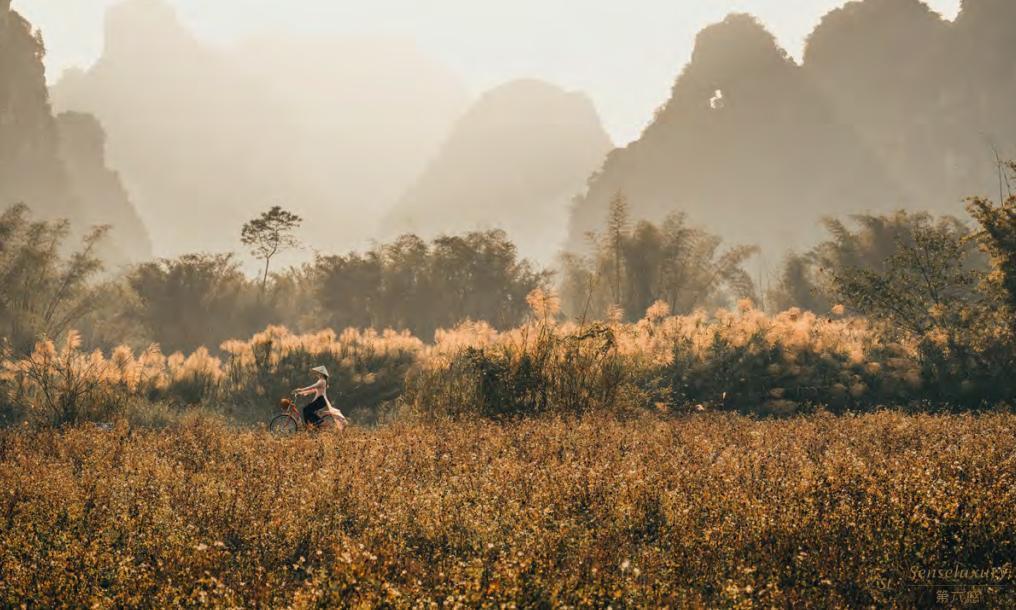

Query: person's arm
[{"left": 293, "top": 380, "right": 321, "bottom": 396}]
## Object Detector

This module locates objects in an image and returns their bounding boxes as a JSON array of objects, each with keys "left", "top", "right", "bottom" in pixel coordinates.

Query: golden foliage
[
  {"left": 2, "top": 299, "right": 943, "bottom": 423},
  {"left": 0, "top": 412, "right": 1012, "bottom": 606},
  {"left": 410, "top": 299, "right": 924, "bottom": 417},
  {"left": 1, "top": 324, "right": 423, "bottom": 424}
]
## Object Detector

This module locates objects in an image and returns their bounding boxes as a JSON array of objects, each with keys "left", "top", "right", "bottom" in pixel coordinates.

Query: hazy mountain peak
[
  {"left": 805, "top": 0, "right": 947, "bottom": 64},
  {"left": 958, "top": 0, "right": 1016, "bottom": 18},
  {"left": 688, "top": 13, "right": 791, "bottom": 73},
  {"left": 955, "top": 0, "right": 1016, "bottom": 43},
  {"left": 568, "top": 1, "right": 1016, "bottom": 266},
  {"left": 0, "top": 5, "right": 151, "bottom": 264},
  {"left": 457, "top": 78, "right": 603, "bottom": 132},
  {"left": 56, "top": 111, "right": 153, "bottom": 264},
  {"left": 52, "top": 3, "right": 469, "bottom": 259},
  {"left": 567, "top": 11, "right": 904, "bottom": 259},
  {"left": 386, "top": 78, "right": 613, "bottom": 263},
  {"left": 103, "top": 0, "right": 195, "bottom": 62},
  {"left": 648, "top": 12, "right": 797, "bottom": 131},
  {"left": 477, "top": 78, "right": 589, "bottom": 103}
]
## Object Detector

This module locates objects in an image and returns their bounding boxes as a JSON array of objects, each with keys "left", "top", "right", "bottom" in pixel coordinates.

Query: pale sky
[{"left": 15, "top": 0, "right": 961, "bottom": 144}]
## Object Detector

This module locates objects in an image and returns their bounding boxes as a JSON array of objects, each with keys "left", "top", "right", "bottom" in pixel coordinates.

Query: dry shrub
[
  {"left": 219, "top": 325, "right": 422, "bottom": 422},
  {"left": 0, "top": 332, "right": 139, "bottom": 425},
  {"left": 405, "top": 298, "right": 928, "bottom": 418},
  {"left": 407, "top": 319, "right": 631, "bottom": 419},
  {"left": 0, "top": 296, "right": 1004, "bottom": 425},
  {"left": 1, "top": 326, "right": 423, "bottom": 425}
]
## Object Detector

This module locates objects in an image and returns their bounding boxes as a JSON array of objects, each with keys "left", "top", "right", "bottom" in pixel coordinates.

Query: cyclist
[{"left": 294, "top": 366, "right": 348, "bottom": 429}]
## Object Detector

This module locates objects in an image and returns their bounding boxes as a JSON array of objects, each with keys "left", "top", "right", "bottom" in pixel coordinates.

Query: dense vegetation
[
  {"left": 1, "top": 412, "right": 1013, "bottom": 607},
  {"left": 560, "top": 195, "right": 758, "bottom": 321},
  {"left": 0, "top": 201, "right": 548, "bottom": 355},
  {"left": 3, "top": 161, "right": 1016, "bottom": 428}
]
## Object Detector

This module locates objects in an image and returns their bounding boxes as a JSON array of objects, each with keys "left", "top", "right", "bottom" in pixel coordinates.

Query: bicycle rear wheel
[
  {"left": 270, "top": 414, "right": 299, "bottom": 436},
  {"left": 317, "top": 415, "right": 346, "bottom": 432}
]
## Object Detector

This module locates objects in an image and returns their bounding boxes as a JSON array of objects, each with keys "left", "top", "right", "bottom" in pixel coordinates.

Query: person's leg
[{"left": 302, "top": 397, "right": 324, "bottom": 427}]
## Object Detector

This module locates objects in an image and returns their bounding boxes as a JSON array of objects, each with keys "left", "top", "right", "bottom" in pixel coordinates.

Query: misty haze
[{"left": 3, "top": 0, "right": 1016, "bottom": 607}]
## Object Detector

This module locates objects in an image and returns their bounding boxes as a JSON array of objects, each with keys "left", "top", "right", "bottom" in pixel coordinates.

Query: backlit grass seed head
[
  {"left": 527, "top": 288, "right": 561, "bottom": 320},
  {"left": 645, "top": 300, "right": 671, "bottom": 322}
]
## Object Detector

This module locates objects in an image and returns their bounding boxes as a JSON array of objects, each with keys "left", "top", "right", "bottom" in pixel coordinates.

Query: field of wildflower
[
  {"left": 2, "top": 297, "right": 1013, "bottom": 606},
  {"left": 1, "top": 411, "right": 1013, "bottom": 607},
  {"left": 1, "top": 294, "right": 1007, "bottom": 605}
]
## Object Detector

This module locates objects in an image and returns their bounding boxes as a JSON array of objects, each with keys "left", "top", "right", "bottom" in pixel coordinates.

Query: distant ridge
[
  {"left": 568, "top": 0, "right": 1016, "bottom": 259},
  {"left": 51, "top": 0, "right": 469, "bottom": 258},
  {"left": 387, "top": 79, "right": 613, "bottom": 263},
  {"left": 568, "top": 13, "right": 900, "bottom": 257},
  {"left": 0, "top": 2, "right": 151, "bottom": 264}
]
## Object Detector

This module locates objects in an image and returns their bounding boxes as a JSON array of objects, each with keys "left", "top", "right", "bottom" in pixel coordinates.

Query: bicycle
[{"left": 269, "top": 394, "right": 345, "bottom": 435}]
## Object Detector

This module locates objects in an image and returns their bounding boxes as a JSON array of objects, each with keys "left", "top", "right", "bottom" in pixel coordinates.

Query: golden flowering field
[{"left": 2, "top": 411, "right": 1013, "bottom": 608}]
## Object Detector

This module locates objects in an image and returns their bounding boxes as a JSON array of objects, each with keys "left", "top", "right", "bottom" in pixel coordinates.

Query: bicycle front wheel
[{"left": 270, "top": 414, "right": 299, "bottom": 436}]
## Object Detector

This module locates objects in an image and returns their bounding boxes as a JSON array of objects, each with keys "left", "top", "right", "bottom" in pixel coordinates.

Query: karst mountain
[
  {"left": 568, "top": 0, "right": 1016, "bottom": 259},
  {"left": 0, "top": 0, "right": 150, "bottom": 265},
  {"left": 51, "top": 0, "right": 469, "bottom": 257},
  {"left": 386, "top": 79, "right": 613, "bottom": 263}
]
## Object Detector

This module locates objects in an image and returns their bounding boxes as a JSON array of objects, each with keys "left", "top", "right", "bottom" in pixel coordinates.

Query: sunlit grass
[{"left": 2, "top": 297, "right": 938, "bottom": 425}]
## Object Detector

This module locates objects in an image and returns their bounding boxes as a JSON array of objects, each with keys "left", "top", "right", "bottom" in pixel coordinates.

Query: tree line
[
  {"left": 3, "top": 162, "right": 1015, "bottom": 369},
  {"left": 0, "top": 203, "right": 547, "bottom": 355}
]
